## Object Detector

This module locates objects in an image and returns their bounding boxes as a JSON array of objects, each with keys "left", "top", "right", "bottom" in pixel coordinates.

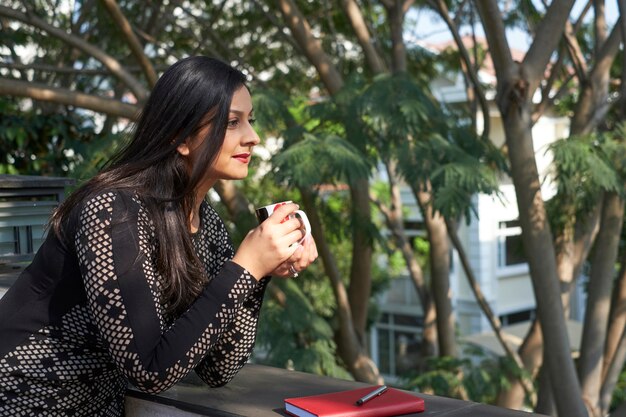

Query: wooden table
[{"left": 127, "top": 364, "right": 546, "bottom": 417}]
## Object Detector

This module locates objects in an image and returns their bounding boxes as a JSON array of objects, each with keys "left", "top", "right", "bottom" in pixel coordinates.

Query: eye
[
  {"left": 227, "top": 119, "right": 240, "bottom": 128},
  {"left": 248, "top": 118, "right": 256, "bottom": 125}
]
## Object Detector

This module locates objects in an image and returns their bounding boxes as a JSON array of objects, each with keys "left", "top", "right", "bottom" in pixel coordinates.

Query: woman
[{"left": 0, "top": 56, "right": 317, "bottom": 416}]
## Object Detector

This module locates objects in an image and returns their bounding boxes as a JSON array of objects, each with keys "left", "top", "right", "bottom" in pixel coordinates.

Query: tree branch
[
  {"left": 0, "top": 5, "right": 149, "bottom": 101},
  {"left": 0, "top": 77, "right": 140, "bottom": 119},
  {"left": 523, "top": 0, "right": 576, "bottom": 91},
  {"left": 99, "top": 0, "right": 158, "bottom": 87},
  {"left": 590, "top": 19, "right": 622, "bottom": 81},
  {"left": 563, "top": 18, "right": 589, "bottom": 82},
  {"left": 429, "top": 0, "right": 490, "bottom": 140},
  {"left": 275, "top": 0, "right": 344, "bottom": 94},
  {"left": 446, "top": 218, "right": 536, "bottom": 404},
  {"left": 341, "top": 0, "right": 386, "bottom": 74},
  {"left": 0, "top": 62, "right": 168, "bottom": 75},
  {"left": 474, "top": 0, "right": 514, "bottom": 83},
  {"left": 533, "top": 72, "right": 574, "bottom": 123}
]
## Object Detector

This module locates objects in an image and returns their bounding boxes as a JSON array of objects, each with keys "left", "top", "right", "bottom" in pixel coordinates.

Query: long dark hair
[{"left": 52, "top": 56, "right": 247, "bottom": 315}]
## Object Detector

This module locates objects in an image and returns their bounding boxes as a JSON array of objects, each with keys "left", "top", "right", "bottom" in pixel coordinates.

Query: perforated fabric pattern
[{"left": 0, "top": 191, "right": 268, "bottom": 416}]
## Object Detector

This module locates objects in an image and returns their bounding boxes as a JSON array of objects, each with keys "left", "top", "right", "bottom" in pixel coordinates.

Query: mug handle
[{"left": 294, "top": 210, "right": 312, "bottom": 242}]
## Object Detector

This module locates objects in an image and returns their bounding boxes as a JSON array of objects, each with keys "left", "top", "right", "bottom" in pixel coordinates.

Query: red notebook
[{"left": 284, "top": 385, "right": 425, "bottom": 417}]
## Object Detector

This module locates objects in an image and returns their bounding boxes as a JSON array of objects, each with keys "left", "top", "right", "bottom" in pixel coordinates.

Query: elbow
[
  {"left": 129, "top": 375, "right": 178, "bottom": 394},
  {"left": 205, "top": 372, "right": 235, "bottom": 388},
  {"left": 207, "top": 379, "right": 229, "bottom": 388},
  {"left": 199, "top": 368, "right": 238, "bottom": 388}
]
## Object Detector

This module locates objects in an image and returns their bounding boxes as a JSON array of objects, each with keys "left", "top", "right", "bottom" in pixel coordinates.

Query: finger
[
  {"left": 266, "top": 203, "right": 299, "bottom": 225},
  {"left": 275, "top": 217, "right": 304, "bottom": 235},
  {"left": 283, "top": 229, "right": 306, "bottom": 250},
  {"left": 285, "top": 244, "right": 305, "bottom": 264},
  {"left": 275, "top": 263, "right": 293, "bottom": 278},
  {"left": 308, "top": 237, "right": 317, "bottom": 260},
  {"left": 291, "top": 239, "right": 310, "bottom": 270},
  {"left": 300, "top": 236, "right": 318, "bottom": 268},
  {"left": 300, "top": 237, "right": 315, "bottom": 268}
]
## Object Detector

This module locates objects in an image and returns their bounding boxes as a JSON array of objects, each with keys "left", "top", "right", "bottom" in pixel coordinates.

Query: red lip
[{"left": 232, "top": 153, "right": 251, "bottom": 163}]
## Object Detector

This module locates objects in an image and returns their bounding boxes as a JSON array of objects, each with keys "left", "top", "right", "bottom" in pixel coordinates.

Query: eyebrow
[{"left": 229, "top": 108, "right": 254, "bottom": 116}]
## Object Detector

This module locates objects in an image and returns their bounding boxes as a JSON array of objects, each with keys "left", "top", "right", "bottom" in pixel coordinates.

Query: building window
[
  {"left": 499, "top": 309, "right": 536, "bottom": 326},
  {"left": 497, "top": 220, "right": 527, "bottom": 268},
  {"left": 373, "top": 312, "right": 423, "bottom": 377}
]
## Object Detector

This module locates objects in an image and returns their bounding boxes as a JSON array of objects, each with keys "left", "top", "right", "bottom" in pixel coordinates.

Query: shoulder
[{"left": 77, "top": 189, "right": 150, "bottom": 225}]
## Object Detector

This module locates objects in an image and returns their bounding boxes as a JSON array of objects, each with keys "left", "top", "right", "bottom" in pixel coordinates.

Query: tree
[{"left": 470, "top": 1, "right": 624, "bottom": 416}]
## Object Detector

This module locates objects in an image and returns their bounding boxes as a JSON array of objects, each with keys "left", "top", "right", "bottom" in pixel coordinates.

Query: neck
[{"left": 190, "top": 180, "right": 215, "bottom": 233}]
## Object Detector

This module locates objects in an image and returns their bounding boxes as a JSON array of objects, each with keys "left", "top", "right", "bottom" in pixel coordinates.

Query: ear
[{"left": 176, "top": 141, "right": 191, "bottom": 156}]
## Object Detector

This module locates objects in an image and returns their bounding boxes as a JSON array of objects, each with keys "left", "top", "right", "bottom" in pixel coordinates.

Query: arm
[
  {"left": 75, "top": 191, "right": 258, "bottom": 393},
  {"left": 194, "top": 278, "right": 269, "bottom": 386},
  {"left": 193, "top": 202, "right": 270, "bottom": 386}
]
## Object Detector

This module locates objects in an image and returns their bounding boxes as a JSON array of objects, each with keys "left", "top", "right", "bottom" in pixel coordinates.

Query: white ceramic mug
[{"left": 255, "top": 201, "right": 311, "bottom": 243}]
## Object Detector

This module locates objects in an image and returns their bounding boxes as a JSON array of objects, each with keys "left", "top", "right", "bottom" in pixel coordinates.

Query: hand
[
  {"left": 270, "top": 233, "right": 319, "bottom": 278},
  {"left": 232, "top": 203, "right": 307, "bottom": 280}
]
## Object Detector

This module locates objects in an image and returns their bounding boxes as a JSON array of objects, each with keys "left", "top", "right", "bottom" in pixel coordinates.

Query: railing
[
  {"left": 0, "top": 174, "right": 74, "bottom": 263},
  {"left": 125, "top": 363, "right": 546, "bottom": 417}
]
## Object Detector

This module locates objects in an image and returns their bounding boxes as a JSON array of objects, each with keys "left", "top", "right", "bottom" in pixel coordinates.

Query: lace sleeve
[
  {"left": 75, "top": 191, "right": 259, "bottom": 393},
  {"left": 194, "top": 278, "right": 269, "bottom": 386}
]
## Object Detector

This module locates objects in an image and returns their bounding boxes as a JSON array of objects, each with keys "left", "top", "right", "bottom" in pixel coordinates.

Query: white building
[{"left": 370, "top": 38, "right": 582, "bottom": 377}]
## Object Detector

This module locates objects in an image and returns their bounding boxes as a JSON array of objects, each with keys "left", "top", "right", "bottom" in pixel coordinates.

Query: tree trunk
[
  {"left": 414, "top": 182, "right": 456, "bottom": 357},
  {"left": 497, "top": 318, "right": 543, "bottom": 408},
  {"left": 566, "top": 204, "right": 603, "bottom": 311},
  {"left": 373, "top": 160, "right": 438, "bottom": 357},
  {"left": 385, "top": 1, "right": 407, "bottom": 74},
  {"left": 599, "top": 226, "right": 626, "bottom": 414},
  {"left": 213, "top": 180, "right": 258, "bottom": 235},
  {"left": 578, "top": 192, "right": 624, "bottom": 416},
  {"left": 600, "top": 326, "right": 626, "bottom": 416},
  {"left": 501, "top": 209, "right": 597, "bottom": 411},
  {"left": 524, "top": 202, "right": 603, "bottom": 413},
  {"left": 497, "top": 4, "right": 614, "bottom": 410},
  {"left": 348, "top": 178, "right": 374, "bottom": 346},
  {"left": 300, "top": 190, "right": 382, "bottom": 384},
  {"left": 274, "top": 0, "right": 382, "bottom": 382},
  {"left": 480, "top": 41, "right": 587, "bottom": 409},
  {"left": 446, "top": 218, "right": 534, "bottom": 398},
  {"left": 535, "top": 365, "right": 556, "bottom": 416},
  {"left": 499, "top": 88, "right": 587, "bottom": 416}
]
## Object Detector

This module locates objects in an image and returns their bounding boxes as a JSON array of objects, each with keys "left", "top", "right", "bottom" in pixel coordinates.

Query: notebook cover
[{"left": 284, "top": 386, "right": 425, "bottom": 417}]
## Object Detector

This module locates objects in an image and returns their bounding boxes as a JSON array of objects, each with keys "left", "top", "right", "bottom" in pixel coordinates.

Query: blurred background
[{"left": 0, "top": 1, "right": 625, "bottom": 416}]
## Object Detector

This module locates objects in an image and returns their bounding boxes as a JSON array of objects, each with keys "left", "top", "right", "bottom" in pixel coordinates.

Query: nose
[{"left": 244, "top": 123, "right": 261, "bottom": 147}]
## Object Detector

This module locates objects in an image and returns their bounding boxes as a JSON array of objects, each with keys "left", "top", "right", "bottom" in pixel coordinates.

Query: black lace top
[{"left": 0, "top": 191, "right": 268, "bottom": 416}]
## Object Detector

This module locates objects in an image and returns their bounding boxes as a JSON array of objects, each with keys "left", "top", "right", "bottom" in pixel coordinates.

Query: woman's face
[
  {"left": 207, "top": 86, "right": 260, "bottom": 181},
  {"left": 180, "top": 85, "right": 260, "bottom": 188}
]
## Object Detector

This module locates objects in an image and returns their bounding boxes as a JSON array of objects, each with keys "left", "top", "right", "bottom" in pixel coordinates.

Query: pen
[{"left": 355, "top": 385, "right": 388, "bottom": 406}]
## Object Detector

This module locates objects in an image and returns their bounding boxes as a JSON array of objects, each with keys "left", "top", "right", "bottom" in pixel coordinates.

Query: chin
[{"left": 222, "top": 171, "right": 249, "bottom": 180}]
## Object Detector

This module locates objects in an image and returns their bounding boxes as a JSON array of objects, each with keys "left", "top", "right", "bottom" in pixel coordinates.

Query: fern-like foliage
[
  {"left": 545, "top": 129, "right": 626, "bottom": 236},
  {"left": 252, "top": 88, "right": 298, "bottom": 136},
  {"left": 356, "top": 73, "right": 504, "bottom": 220},
  {"left": 272, "top": 132, "right": 371, "bottom": 188},
  {"left": 255, "top": 278, "right": 352, "bottom": 379},
  {"left": 549, "top": 132, "right": 621, "bottom": 206}
]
